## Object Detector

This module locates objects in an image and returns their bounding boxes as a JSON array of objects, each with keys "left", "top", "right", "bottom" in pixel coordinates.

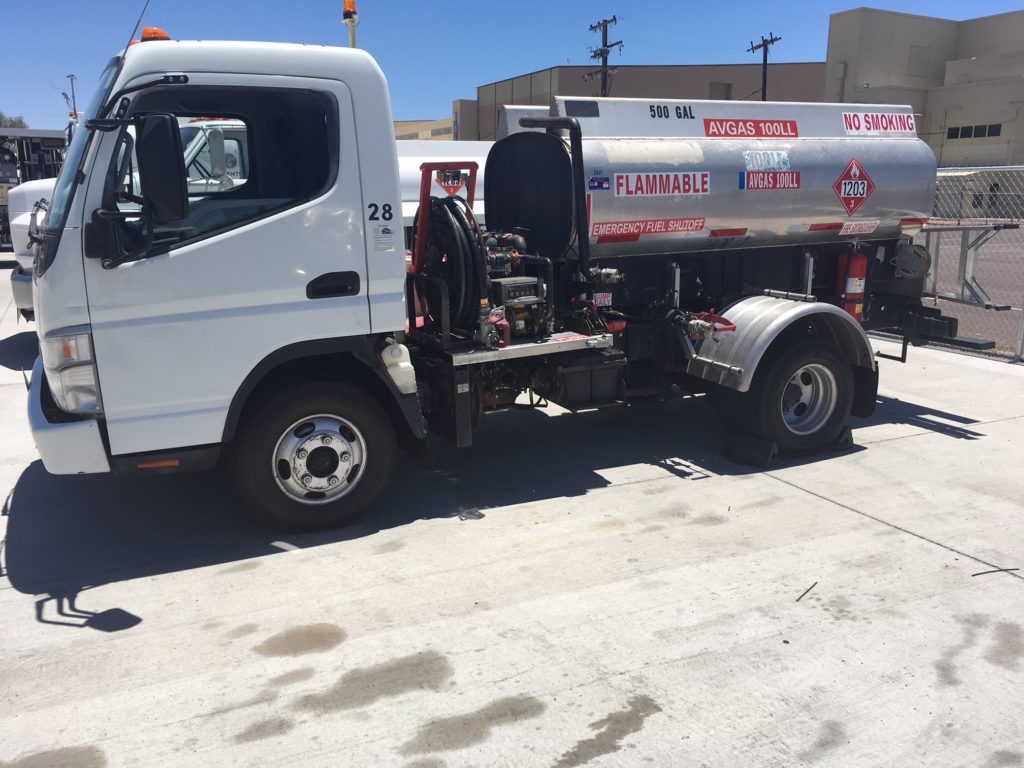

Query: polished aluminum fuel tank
[{"left": 484, "top": 97, "right": 936, "bottom": 261}]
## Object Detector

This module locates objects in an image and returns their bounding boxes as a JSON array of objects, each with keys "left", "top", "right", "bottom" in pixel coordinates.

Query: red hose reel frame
[{"left": 412, "top": 162, "right": 478, "bottom": 274}]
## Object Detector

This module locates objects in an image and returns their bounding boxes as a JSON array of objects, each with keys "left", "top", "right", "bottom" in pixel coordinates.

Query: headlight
[{"left": 40, "top": 326, "right": 103, "bottom": 414}]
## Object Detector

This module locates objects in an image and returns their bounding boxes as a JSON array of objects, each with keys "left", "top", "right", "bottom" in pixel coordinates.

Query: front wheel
[{"left": 230, "top": 383, "right": 397, "bottom": 530}]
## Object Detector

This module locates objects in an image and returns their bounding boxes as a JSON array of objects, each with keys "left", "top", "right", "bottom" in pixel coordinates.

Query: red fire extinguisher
[{"left": 836, "top": 247, "right": 868, "bottom": 322}]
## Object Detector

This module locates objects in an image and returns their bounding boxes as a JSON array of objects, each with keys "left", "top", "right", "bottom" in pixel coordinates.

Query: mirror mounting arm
[
  {"left": 86, "top": 118, "right": 134, "bottom": 133},
  {"left": 99, "top": 208, "right": 155, "bottom": 270}
]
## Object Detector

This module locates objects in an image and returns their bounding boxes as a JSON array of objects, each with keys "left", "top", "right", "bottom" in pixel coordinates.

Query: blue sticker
[
  {"left": 589, "top": 176, "right": 610, "bottom": 190},
  {"left": 738, "top": 172, "right": 746, "bottom": 189}
]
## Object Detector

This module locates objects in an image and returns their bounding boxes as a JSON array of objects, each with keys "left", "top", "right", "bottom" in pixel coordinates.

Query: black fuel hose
[
  {"left": 417, "top": 195, "right": 487, "bottom": 333},
  {"left": 443, "top": 197, "right": 487, "bottom": 319}
]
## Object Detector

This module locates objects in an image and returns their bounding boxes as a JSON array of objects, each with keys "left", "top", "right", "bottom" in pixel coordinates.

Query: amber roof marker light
[
  {"left": 140, "top": 26, "right": 171, "bottom": 42},
  {"left": 343, "top": 0, "right": 359, "bottom": 48}
]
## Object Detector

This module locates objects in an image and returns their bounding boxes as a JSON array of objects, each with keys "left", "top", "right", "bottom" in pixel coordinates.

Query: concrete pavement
[{"left": 1, "top": 269, "right": 1023, "bottom": 767}]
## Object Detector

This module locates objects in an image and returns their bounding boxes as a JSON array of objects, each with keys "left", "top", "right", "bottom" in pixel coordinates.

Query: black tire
[
  {"left": 710, "top": 385, "right": 750, "bottom": 436},
  {"left": 746, "top": 339, "right": 854, "bottom": 453},
  {"left": 229, "top": 382, "right": 397, "bottom": 531}
]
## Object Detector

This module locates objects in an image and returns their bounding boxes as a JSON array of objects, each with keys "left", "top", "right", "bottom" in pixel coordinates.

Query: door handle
[{"left": 306, "top": 271, "right": 361, "bottom": 299}]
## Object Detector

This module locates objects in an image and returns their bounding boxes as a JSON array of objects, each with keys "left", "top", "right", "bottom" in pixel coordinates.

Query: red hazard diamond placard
[
  {"left": 434, "top": 170, "right": 466, "bottom": 196},
  {"left": 833, "top": 158, "right": 876, "bottom": 217}
]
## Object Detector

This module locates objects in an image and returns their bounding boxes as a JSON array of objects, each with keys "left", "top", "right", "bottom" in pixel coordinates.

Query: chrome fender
[{"left": 686, "top": 294, "right": 876, "bottom": 393}]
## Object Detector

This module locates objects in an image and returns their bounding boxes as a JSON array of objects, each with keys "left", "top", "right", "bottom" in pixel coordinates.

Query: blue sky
[{"left": 3, "top": 0, "right": 1022, "bottom": 127}]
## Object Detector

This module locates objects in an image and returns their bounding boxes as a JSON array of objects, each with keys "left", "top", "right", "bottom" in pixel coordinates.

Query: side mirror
[
  {"left": 207, "top": 127, "right": 227, "bottom": 179},
  {"left": 136, "top": 113, "right": 188, "bottom": 222}
]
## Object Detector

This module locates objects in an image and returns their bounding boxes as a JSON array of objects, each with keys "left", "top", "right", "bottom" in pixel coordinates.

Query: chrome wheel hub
[
  {"left": 780, "top": 363, "right": 837, "bottom": 436},
  {"left": 273, "top": 415, "right": 366, "bottom": 504}
]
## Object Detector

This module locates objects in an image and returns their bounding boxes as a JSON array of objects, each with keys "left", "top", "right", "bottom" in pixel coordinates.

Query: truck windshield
[{"left": 44, "top": 57, "right": 121, "bottom": 235}]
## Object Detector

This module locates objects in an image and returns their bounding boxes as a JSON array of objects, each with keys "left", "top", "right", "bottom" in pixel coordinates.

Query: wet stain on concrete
[
  {"left": 639, "top": 524, "right": 666, "bottom": 534},
  {"left": 985, "top": 752, "right": 1024, "bottom": 768},
  {"left": 0, "top": 745, "right": 107, "bottom": 768},
  {"left": 269, "top": 668, "right": 316, "bottom": 687},
  {"left": 220, "top": 560, "right": 262, "bottom": 574},
  {"left": 233, "top": 716, "right": 295, "bottom": 743},
  {"left": 819, "top": 596, "right": 859, "bottom": 623},
  {"left": 253, "top": 624, "right": 347, "bottom": 657},
  {"left": 227, "top": 623, "right": 260, "bottom": 639},
  {"left": 374, "top": 541, "right": 405, "bottom": 554},
  {"left": 296, "top": 651, "right": 453, "bottom": 713},
  {"left": 797, "top": 720, "right": 847, "bottom": 762},
  {"left": 689, "top": 514, "right": 726, "bottom": 526},
  {"left": 935, "top": 614, "right": 989, "bottom": 686},
  {"left": 404, "top": 760, "right": 447, "bottom": 768},
  {"left": 985, "top": 751, "right": 1024, "bottom": 767},
  {"left": 201, "top": 621, "right": 223, "bottom": 631},
  {"left": 400, "top": 695, "right": 545, "bottom": 755},
  {"left": 984, "top": 623, "right": 1024, "bottom": 671},
  {"left": 551, "top": 694, "right": 662, "bottom": 767}
]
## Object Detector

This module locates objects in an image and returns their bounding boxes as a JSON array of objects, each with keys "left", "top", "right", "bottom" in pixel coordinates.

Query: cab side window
[{"left": 107, "top": 86, "right": 338, "bottom": 252}]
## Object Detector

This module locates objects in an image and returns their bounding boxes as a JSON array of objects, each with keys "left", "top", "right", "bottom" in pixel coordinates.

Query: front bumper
[
  {"left": 27, "top": 357, "right": 110, "bottom": 474},
  {"left": 10, "top": 264, "right": 33, "bottom": 312}
]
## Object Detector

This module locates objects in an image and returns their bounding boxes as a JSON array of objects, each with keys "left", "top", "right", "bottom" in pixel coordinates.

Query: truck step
[
  {"left": 930, "top": 335, "right": 997, "bottom": 351},
  {"left": 948, "top": 335, "right": 997, "bottom": 351}
]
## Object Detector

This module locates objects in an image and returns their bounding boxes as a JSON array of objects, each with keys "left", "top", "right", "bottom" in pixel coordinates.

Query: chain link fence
[{"left": 914, "top": 166, "right": 1024, "bottom": 359}]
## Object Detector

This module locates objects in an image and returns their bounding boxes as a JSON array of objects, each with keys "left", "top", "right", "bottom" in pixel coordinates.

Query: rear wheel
[
  {"left": 230, "top": 383, "right": 396, "bottom": 530},
  {"left": 715, "top": 339, "right": 853, "bottom": 453}
]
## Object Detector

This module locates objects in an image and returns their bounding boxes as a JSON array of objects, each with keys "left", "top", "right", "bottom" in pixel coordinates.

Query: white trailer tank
[
  {"left": 484, "top": 98, "right": 935, "bottom": 261},
  {"left": 396, "top": 140, "right": 492, "bottom": 227}
]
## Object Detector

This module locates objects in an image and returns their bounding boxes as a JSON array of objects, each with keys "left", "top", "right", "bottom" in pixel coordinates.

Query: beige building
[
  {"left": 406, "top": 7, "right": 1024, "bottom": 165},
  {"left": 394, "top": 117, "right": 455, "bottom": 141},
  {"left": 825, "top": 8, "right": 1024, "bottom": 166},
  {"left": 457, "top": 62, "right": 826, "bottom": 140}
]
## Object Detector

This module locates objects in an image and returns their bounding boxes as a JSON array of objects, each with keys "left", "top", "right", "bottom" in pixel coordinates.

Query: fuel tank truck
[
  {"left": 409, "top": 97, "right": 952, "bottom": 455},
  {"left": 27, "top": 41, "right": 960, "bottom": 530}
]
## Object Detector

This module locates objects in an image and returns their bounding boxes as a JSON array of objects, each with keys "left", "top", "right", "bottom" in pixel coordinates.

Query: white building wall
[
  {"left": 826, "top": 8, "right": 1024, "bottom": 167},
  {"left": 955, "top": 11, "right": 1024, "bottom": 59}
]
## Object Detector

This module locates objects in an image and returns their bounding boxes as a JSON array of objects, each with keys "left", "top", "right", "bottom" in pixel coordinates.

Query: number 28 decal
[{"left": 367, "top": 203, "right": 394, "bottom": 221}]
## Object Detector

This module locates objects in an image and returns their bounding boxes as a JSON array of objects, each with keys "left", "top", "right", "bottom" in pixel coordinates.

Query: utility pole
[
  {"left": 588, "top": 16, "right": 623, "bottom": 97},
  {"left": 747, "top": 33, "right": 781, "bottom": 101},
  {"left": 66, "top": 73, "right": 78, "bottom": 119}
]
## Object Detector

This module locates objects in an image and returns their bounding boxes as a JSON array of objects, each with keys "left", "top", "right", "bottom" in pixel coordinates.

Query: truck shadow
[
  {"left": 866, "top": 395, "right": 986, "bottom": 440},
  {"left": 0, "top": 330, "right": 37, "bottom": 372},
  {"left": 0, "top": 393, "right": 983, "bottom": 611}
]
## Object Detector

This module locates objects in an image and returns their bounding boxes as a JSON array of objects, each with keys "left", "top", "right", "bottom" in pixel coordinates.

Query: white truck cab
[{"left": 30, "top": 42, "right": 414, "bottom": 525}]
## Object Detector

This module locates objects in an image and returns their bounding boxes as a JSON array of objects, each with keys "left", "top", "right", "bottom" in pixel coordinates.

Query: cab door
[{"left": 81, "top": 75, "right": 368, "bottom": 456}]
